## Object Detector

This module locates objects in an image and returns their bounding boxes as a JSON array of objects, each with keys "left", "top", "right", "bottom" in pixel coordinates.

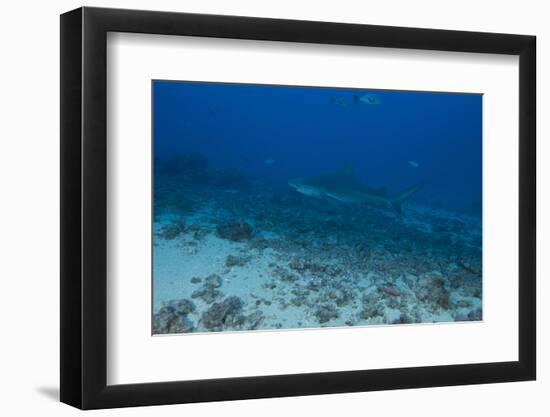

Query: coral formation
[
  {"left": 315, "top": 304, "right": 339, "bottom": 323},
  {"left": 156, "top": 153, "right": 209, "bottom": 177},
  {"left": 216, "top": 221, "right": 254, "bottom": 242},
  {"left": 158, "top": 218, "right": 186, "bottom": 240},
  {"left": 201, "top": 296, "right": 246, "bottom": 331},
  {"left": 415, "top": 277, "right": 451, "bottom": 311},
  {"left": 152, "top": 304, "right": 195, "bottom": 334},
  {"left": 191, "top": 274, "right": 223, "bottom": 303},
  {"left": 168, "top": 298, "right": 195, "bottom": 315},
  {"left": 225, "top": 255, "right": 249, "bottom": 268}
]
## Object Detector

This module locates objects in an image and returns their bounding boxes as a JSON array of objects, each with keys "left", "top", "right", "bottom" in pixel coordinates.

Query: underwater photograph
[{"left": 152, "top": 80, "right": 482, "bottom": 335}]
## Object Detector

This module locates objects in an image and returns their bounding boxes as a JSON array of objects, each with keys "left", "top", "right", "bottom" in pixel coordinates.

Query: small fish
[
  {"left": 330, "top": 97, "right": 347, "bottom": 107},
  {"left": 408, "top": 160, "right": 420, "bottom": 168},
  {"left": 264, "top": 159, "right": 276, "bottom": 165},
  {"left": 353, "top": 93, "right": 381, "bottom": 105}
]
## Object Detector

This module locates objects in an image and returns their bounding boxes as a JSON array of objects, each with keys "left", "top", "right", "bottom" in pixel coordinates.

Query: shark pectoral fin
[{"left": 325, "top": 192, "right": 350, "bottom": 203}]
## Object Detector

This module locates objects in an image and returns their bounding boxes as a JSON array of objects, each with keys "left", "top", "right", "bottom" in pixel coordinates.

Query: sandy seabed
[{"left": 152, "top": 199, "right": 482, "bottom": 335}]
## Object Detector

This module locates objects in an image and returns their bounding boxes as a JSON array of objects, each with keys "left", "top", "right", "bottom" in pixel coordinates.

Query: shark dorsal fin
[{"left": 337, "top": 164, "right": 355, "bottom": 176}]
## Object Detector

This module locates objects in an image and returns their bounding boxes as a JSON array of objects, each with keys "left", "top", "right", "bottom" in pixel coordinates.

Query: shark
[{"left": 288, "top": 165, "right": 424, "bottom": 213}]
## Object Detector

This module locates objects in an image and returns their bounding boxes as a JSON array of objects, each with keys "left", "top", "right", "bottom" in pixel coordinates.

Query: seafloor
[{"left": 152, "top": 154, "right": 482, "bottom": 335}]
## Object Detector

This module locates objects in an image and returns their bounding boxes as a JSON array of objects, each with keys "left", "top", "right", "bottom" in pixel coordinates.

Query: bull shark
[{"left": 288, "top": 165, "right": 424, "bottom": 213}]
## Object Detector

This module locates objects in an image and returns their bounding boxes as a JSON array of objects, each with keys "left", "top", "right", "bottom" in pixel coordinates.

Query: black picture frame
[{"left": 60, "top": 6, "right": 536, "bottom": 410}]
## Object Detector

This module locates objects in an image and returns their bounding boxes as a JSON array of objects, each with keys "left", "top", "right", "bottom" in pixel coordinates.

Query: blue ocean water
[
  {"left": 154, "top": 81, "right": 482, "bottom": 214},
  {"left": 152, "top": 80, "right": 482, "bottom": 334}
]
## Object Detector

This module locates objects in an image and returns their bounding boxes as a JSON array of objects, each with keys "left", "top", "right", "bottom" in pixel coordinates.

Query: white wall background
[{"left": 0, "top": 0, "right": 545, "bottom": 415}]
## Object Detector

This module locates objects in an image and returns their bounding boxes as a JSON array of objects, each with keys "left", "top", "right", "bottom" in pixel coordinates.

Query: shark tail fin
[
  {"left": 353, "top": 94, "right": 359, "bottom": 103},
  {"left": 390, "top": 181, "right": 426, "bottom": 213}
]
